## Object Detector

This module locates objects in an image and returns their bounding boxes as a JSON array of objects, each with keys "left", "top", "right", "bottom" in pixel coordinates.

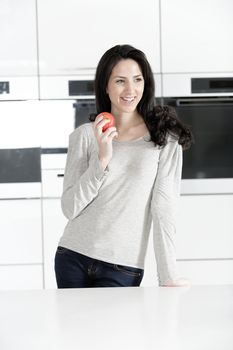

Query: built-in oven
[
  {"left": 72, "top": 77, "right": 233, "bottom": 194},
  {"left": 163, "top": 76, "right": 233, "bottom": 194},
  {"left": 73, "top": 98, "right": 96, "bottom": 129},
  {"left": 69, "top": 79, "right": 96, "bottom": 128}
]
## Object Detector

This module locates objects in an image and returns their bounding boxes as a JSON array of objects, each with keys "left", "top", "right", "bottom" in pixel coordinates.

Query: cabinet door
[
  {"left": 0, "top": 199, "right": 42, "bottom": 264},
  {"left": 37, "top": 0, "right": 160, "bottom": 75},
  {"left": 142, "top": 194, "right": 233, "bottom": 286},
  {"left": 0, "top": 265, "right": 43, "bottom": 290},
  {"left": 161, "top": 0, "right": 233, "bottom": 73},
  {"left": 177, "top": 260, "right": 233, "bottom": 285},
  {"left": 0, "top": 0, "right": 38, "bottom": 99},
  {"left": 176, "top": 195, "right": 233, "bottom": 259},
  {"left": 42, "top": 199, "right": 67, "bottom": 289}
]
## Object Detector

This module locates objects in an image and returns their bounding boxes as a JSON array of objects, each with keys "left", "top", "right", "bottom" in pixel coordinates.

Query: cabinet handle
[{"left": 57, "top": 174, "right": 64, "bottom": 177}]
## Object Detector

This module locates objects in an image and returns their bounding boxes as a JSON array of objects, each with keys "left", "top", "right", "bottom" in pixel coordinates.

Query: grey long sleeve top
[{"left": 59, "top": 123, "right": 182, "bottom": 285}]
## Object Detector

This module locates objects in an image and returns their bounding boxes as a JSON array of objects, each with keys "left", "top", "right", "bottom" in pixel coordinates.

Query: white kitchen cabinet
[
  {"left": 176, "top": 194, "right": 233, "bottom": 259},
  {"left": 42, "top": 199, "right": 67, "bottom": 289},
  {"left": 41, "top": 167, "right": 67, "bottom": 289},
  {"left": 0, "top": 199, "right": 43, "bottom": 264},
  {"left": 177, "top": 260, "right": 233, "bottom": 285},
  {"left": 161, "top": 0, "right": 233, "bottom": 73},
  {"left": 0, "top": 265, "right": 43, "bottom": 290},
  {"left": 37, "top": 0, "right": 160, "bottom": 74},
  {"left": 143, "top": 233, "right": 233, "bottom": 287},
  {"left": 174, "top": 194, "right": 233, "bottom": 285},
  {"left": 37, "top": 0, "right": 160, "bottom": 98},
  {"left": 0, "top": 100, "right": 74, "bottom": 149},
  {"left": 142, "top": 193, "right": 233, "bottom": 286},
  {"left": 34, "top": 100, "right": 74, "bottom": 148},
  {"left": 0, "top": 198, "right": 43, "bottom": 290},
  {"left": 0, "top": 0, "right": 38, "bottom": 99}
]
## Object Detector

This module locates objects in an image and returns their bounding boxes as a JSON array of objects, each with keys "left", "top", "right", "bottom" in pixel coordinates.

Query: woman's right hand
[{"left": 93, "top": 114, "right": 118, "bottom": 170}]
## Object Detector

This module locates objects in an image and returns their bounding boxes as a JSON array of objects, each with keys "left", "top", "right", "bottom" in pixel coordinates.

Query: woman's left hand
[{"left": 161, "top": 278, "right": 191, "bottom": 287}]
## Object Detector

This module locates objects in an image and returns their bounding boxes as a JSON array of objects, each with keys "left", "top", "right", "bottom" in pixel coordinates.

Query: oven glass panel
[{"left": 165, "top": 99, "right": 233, "bottom": 179}]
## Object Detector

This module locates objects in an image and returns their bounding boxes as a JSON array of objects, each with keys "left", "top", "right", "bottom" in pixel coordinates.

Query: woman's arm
[
  {"left": 151, "top": 137, "right": 189, "bottom": 287},
  {"left": 61, "top": 125, "right": 108, "bottom": 220}
]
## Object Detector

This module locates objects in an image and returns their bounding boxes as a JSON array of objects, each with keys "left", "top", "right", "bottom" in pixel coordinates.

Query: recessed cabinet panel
[
  {"left": 37, "top": 0, "right": 160, "bottom": 76},
  {"left": 0, "top": 199, "right": 42, "bottom": 264},
  {"left": 161, "top": 0, "right": 233, "bottom": 73}
]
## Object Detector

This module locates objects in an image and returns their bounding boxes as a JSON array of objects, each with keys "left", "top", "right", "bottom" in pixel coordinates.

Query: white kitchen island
[{"left": 0, "top": 285, "right": 232, "bottom": 350}]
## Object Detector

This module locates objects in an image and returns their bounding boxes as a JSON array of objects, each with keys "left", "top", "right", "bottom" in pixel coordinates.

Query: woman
[{"left": 55, "top": 44, "right": 193, "bottom": 288}]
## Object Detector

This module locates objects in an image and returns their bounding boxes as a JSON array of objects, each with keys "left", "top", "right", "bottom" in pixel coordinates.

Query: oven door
[
  {"left": 164, "top": 97, "right": 233, "bottom": 194},
  {"left": 73, "top": 99, "right": 96, "bottom": 129}
]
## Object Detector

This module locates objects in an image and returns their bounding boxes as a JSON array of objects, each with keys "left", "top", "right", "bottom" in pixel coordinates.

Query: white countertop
[{"left": 0, "top": 285, "right": 232, "bottom": 350}]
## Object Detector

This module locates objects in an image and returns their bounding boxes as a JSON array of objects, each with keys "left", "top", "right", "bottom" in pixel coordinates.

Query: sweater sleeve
[
  {"left": 61, "top": 125, "right": 108, "bottom": 220},
  {"left": 151, "top": 137, "right": 182, "bottom": 286}
]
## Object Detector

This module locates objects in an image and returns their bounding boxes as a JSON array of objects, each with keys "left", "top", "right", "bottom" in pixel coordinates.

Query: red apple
[{"left": 97, "top": 112, "right": 115, "bottom": 132}]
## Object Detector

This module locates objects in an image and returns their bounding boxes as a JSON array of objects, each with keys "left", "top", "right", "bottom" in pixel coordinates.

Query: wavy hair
[{"left": 89, "top": 44, "right": 193, "bottom": 150}]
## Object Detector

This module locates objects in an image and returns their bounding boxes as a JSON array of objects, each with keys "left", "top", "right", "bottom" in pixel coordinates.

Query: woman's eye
[
  {"left": 135, "top": 77, "right": 143, "bottom": 82},
  {"left": 116, "top": 79, "right": 124, "bottom": 84}
]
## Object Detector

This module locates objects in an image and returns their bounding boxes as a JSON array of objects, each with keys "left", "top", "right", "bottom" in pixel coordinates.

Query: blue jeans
[{"left": 55, "top": 246, "right": 144, "bottom": 288}]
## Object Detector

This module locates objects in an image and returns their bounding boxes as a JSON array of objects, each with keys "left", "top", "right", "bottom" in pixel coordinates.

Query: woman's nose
[{"left": 124, "top": 81, "right": 134, "bottom": 94}]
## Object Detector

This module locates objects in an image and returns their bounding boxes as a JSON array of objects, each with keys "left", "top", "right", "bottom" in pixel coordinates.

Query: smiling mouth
[{"left": 121, "top": 97, "right": 135, "bottom": 102}]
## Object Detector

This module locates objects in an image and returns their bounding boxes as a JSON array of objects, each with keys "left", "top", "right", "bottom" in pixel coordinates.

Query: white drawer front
[
  {"left": 0, "top": 265, "right": 43, "bottom": 290},
  {"left": 0, "top": 183, "right": 41, "bottom": 199},
  {"left": 41, "top": 154, "right": 67, "bottom": 170},
  {"left": 42, "top": 170, "right": 64, "bottom": 198},
  {"left": 177, "top": 260, "right": 233, "bottom": 285},
  {"left": 176, "top": 195, "right": 233, "bottom": 259},
  {"left": 42, "top": 199, "right": 67, "bottom": 289},
  {"left": 0, "top": 199, "right": 42, "bottom": 264}
]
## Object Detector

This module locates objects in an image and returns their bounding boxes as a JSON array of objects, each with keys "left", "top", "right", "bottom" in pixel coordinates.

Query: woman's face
[{"left": 106, "top": 58, "right": 144, "bottom": 115}]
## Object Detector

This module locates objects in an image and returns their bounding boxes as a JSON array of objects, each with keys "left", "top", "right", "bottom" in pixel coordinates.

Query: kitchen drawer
[
  {"left": 142, "top": 222, "right": 233, "bottom": 286},
  {"left": 42, "top": 199, "right": 67, "bottom": 289},
  {"left": 0, "top": 265, "right": 43, "bottom": 290},
  {"left": 0, "top": 183, "right": 41, "bottom": 199},
  {"left": 41, "top": 154, "right": 67, "bottom": 170},
  {"left": 142, "top": 232, "right": 233, "bottom": 286},
  {"left": 42, "top": 169, "right": 64, "bottom": 198},
  {"left": 176, "top": 195, "right": 233, "bottom": 259},
  {"left": 0, "top": 199, "right": 42, "bottom": 264},
  {"left": 177, "top": 259, "right": 233, "bottom": 285}
]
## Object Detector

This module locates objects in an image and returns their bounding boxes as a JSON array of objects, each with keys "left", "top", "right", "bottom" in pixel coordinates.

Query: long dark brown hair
[{"left": 89, "top": 44, "right": 193, "bottom": 150}]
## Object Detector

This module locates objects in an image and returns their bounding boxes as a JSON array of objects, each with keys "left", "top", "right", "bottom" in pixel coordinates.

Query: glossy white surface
[
  {"left": 37, "top": 0, "right": 160, "bottom": 74},
  {"left": 0, "top": 199, "right": 42, "bottom": 264},
  {"left": 181, "top": 178, "right": 233, "bottom": 195},
  {"left": 177, "top": 195, "right": 233, "bottom": 259},
  {"left": 0, "top": 285, "right": 232, "bottom": 350},
  {"left": 162, "top": 73, "right": 233, "bottom": 98},
  {"left": 161, "top": 0, "right": 233, "bottom": 73},
  {"left": 0, "top": 265, "right": 43, "bottom": 290}
]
